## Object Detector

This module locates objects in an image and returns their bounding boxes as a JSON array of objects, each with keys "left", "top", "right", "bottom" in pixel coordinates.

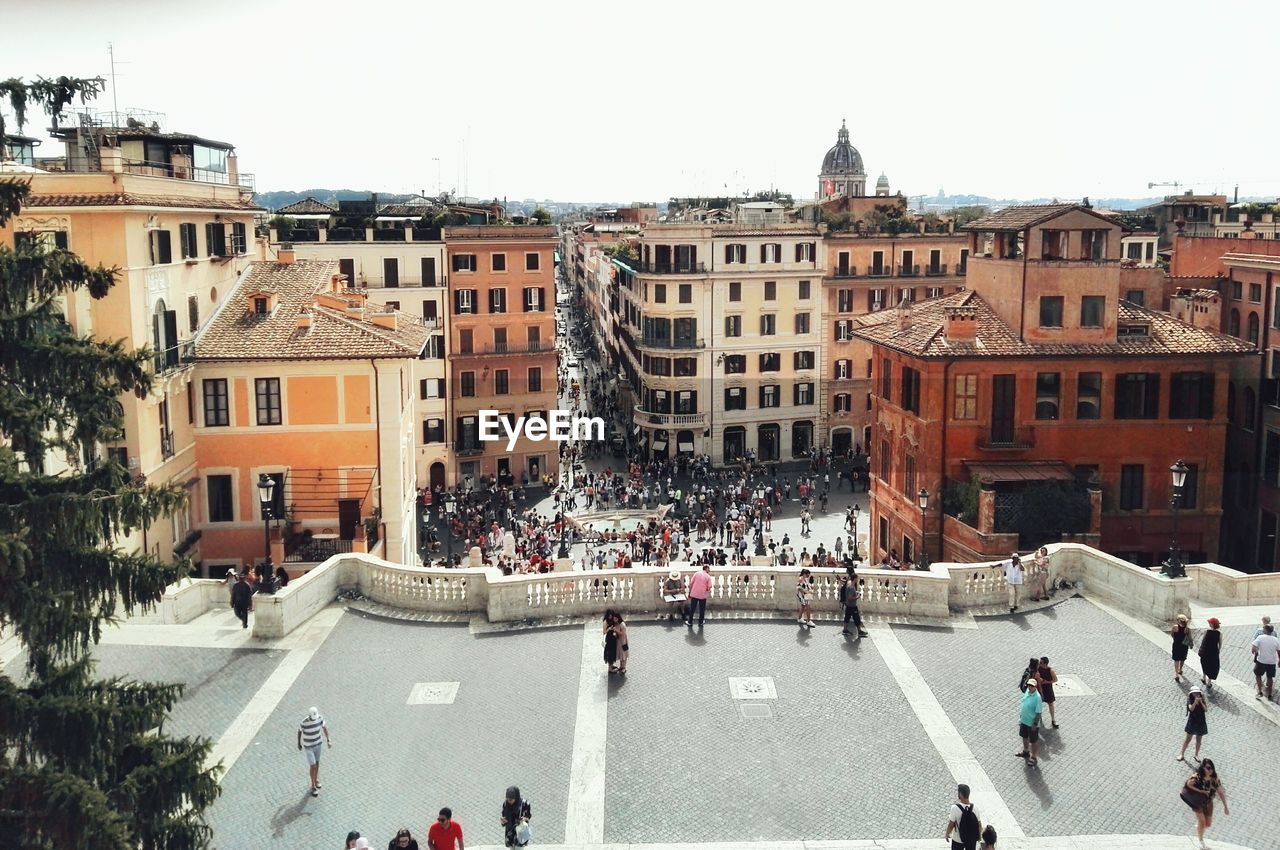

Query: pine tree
[{"left": 0, "top": 78, "right": 220, "bottom": 849}]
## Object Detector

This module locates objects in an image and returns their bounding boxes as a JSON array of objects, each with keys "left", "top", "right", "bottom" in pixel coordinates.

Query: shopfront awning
[
  {"left": 678, "top": 440, "right": 694, "bottom": 452},
  {"left": 963, "top": 460, "right": 1073, "bottom": 483},
  {"left": 652, "top": 438, "right": 668, "bottom": 452}
]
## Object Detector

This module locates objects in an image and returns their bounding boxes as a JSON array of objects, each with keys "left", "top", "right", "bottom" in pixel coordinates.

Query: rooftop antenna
[
  {"left": 107, "top": 42, "right": 122, "bottom": 116},
  {"left": 1147, "top": 180, "right": 1181, "bottom": 190}
]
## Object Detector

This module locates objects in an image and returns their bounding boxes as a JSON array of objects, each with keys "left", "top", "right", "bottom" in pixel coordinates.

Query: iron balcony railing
[
  {"left": 869, "top": 267, "right": 892, "bottom": 277},
  {"left": 898, "top": 264, "right": 920, "bottom": 277},
  {"left": 925, "top": 263, "right": 949, "bottom": 276},
  {"left": 977, "top": 425, "right": 1035, "bottom": 450},
  {"left": 635, "top": 261, "right": 707, "bottom": 275},
  {"left": 452, "top": 340, "right": 556, "bottom": 357},
  {"left": 120, "top": 159, "right": 255, "bottom": 191},
  {"left": 832, "top": 267, "right": 858, "bottom": 278},
  {"left": 639, "top": 336, "right": 706, "bottom": 350},
  {"left": 154, "top": 339, "right": 196, "bottom": 375}
]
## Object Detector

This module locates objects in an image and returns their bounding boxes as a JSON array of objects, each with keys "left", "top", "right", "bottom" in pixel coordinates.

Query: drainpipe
[
  {"left": 370, "top": 358, "right": 384, "bottom": 549},
  {"left": 938, "top": 357, "right": 953, "bottom": 564},
  {"left": 1253, "top": 270, "right": 1273, "bottom": 566},
  {"left": 1019, "top": 228, "right": 1029, "bottom": 340}
]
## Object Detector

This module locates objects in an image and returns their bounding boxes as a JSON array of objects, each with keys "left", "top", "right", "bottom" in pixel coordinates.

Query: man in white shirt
[
  {"left": 1252, "top": 623, "right": 1280, "bottom": 701},
  {"left": 1005, "top": 553, "right": 1024, "bottom": 613},
  {"left": 944, "top": 783, "right": 983, "bottom": 850}
]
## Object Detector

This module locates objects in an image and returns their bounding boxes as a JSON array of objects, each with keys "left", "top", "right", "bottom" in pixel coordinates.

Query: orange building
[
  {"left": 443, "top": 225, "right": 560, "bottom": 485},
  {"left": 192, "top": 253, "right": 428, "bottom": 573},
  {"left": 855, "top": 204, "right": 1254, "bottom": 567}
]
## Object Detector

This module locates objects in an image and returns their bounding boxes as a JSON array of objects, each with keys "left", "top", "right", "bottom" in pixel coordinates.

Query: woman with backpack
[
  {"left": 1172, "top": 613, "right": 1193, "bottom": 682},
  {"left": 501, "top": 785, "right": 532, "bottom": 847}
]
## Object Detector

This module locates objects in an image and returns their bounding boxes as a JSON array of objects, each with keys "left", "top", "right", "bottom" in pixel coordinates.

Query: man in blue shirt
[{"left": 1017, "top": 678, "right": 1044, "bottom": 766}]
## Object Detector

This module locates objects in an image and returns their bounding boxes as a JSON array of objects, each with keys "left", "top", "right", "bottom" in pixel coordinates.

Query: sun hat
[
  {"left": 1207, "top": 617, "right": 1220, "bottom": 626},
  {"left": 307, "top": 706, "right": 319, "bottom": 719},
  {"left": 1177, "top": 614, "right": 1189, "bottom": 622},
  {"left": 668, "top": 569, "right": 680, "bottom": 579},
  {"left": 1189, "top": 685, "right": 1202, "bottom": 694}
]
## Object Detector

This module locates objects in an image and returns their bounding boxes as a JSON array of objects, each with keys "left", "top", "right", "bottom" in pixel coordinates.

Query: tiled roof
[
  {"left": 275, "top": 196, "right": 337, "bottom": 214},
  {"left": 851, "top": 290, "right": 1255, "bottom": 359},
  {"left": 24, "top": 192, "right": 262, "bottom": 211},
  {"left": 194, "top": 259, "right": 430, "bottom": 362},
  {"left": 961, "top": 203, "right": 1115, "bottom": 232}
]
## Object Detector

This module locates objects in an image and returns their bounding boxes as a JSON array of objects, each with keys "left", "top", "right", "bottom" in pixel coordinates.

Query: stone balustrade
[{"left": 160, "top": 578, "right": 230, "bottom": 624}]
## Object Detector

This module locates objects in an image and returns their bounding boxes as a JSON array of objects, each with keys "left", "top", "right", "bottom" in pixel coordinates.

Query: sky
[{"left": 5, "top": 0, "right": 1279, "bottom": 204}]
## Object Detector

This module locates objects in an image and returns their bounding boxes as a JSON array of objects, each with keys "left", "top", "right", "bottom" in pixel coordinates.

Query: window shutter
[
  {"left": 1199, "top": 373, "right": 1214, "bottom": 418},
  {"left": 1145, "top": 373, "right": 1160, "bottom": 418},
  {"left": 163, "top": 311, "right": 179, "bottom": 368},
  {"left": 793, "top": 384, "right": 800, "bottom": 405},
  {"left": 54, "top": 231, "right": 69, "bottom": 250},
  {"left": 539, "top": 287, "right": 546, "bottom": 311},
  {"left": 454, "top": 290, "right": 462, "bottom": 313},
  {"left": 422, "top": 257, "right": 436, "bottom": 285}
]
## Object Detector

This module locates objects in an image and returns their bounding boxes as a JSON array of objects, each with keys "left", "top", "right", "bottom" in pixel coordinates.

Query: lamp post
[
  {"left": 256, "top": 473, "right": 277, "bottom": 593},
  {"left": 1163, "top": 459, "right": 1189, "bottom": 579},
  {"left": 442, "top": 493, "right": 456, "bottom": 566},
  {"left": 917, "top": 488, "right": 931, "bottom": 569},
  {"left": 851, "top": 503, "right": 861, "bottom": 561}
]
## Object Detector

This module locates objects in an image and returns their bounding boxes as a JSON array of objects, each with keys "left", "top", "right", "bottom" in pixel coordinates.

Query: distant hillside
[{"left": 256, "top": 189, "right": 420, "bottom": 212}]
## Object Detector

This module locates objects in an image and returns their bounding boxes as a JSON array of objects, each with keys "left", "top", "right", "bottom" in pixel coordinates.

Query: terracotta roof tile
[
  {"left": 275, "top": 196, "right": 337, "bottom": 214},
  {"left": 24, "top": 192, "right": 262, "bottom": 211},
  {"left": 194, "top": 259, "right": 430, "bottom": 361},
  {"left": 852, "top": 290, "right": 1254, "bottom": 359},
  {"left": 961, "top": 203, "right": 1116, "bottom": 232}
]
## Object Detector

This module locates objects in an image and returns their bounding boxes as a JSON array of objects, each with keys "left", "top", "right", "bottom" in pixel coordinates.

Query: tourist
[
  {"left": 1254, "top": 614, "right": 1273, "bottom": 639},
  {"left": 345, "top": 831, "right": 361, "bottom": 849},
  {"left": 1181, "top": 759, "right": 1228, "bottom": 850},
  {"left": 796, "top": 568, "right": 816, "bottom": 628},
  {"left": 686, "top": 563, "right": 712, "bottom": 627},
  {"left": 1036, "top": 657, "right": 1059, "bottom": 728},
  {"left": 297, "top": 706, "right": 331, "bottom": 797},
  {"left": 230, "top": 572, "right": 253, "bottom": 629},
  {"left": 662, "top": 569, "right": 687, "bottom": 621},
  {"left": 427, "top": 808, "right": 464, "bottom": 850},
  {"left": 603, "top": 610, "right": 620, "bottom": 673},
  {"left": 1004, "top": 553, "right": 1024, "bottom": 613},
  {"left": 614, "top": 612, "right": 630, "bottom": 674},
  {"left": 944, "top": 783, "right": 982, "bottom": 850},
  {"left": 1016, "top": 679, "right": 1043, "bottom": 767},
  {"left": 980, "top": 825, "right": 998, "bottom": 849},
  {"left": 1251, "top": 622, "right": 1280, "bottom": 700},
  {"left": 1199, "top": 617, "right": 1222, "bottom": 690},
  {"left": 275, "top": 564, "right": 290, "bottom": 589},
  {"left": 840, "top": 566, "right": 869, "bottom": 638},
  {"left": 1171, "top": 613, "right": 1193, "bottom": 682},
  {"left": 1018, "top": 657, "right": 1039, "bottom": 695},
  {"left": 1177, "top": 685, "right": 1208, "bottom": 763},
  {"left": 1031, "top": 546, "right": 1050, "bottom": 601},
  {"left": 388, "top": 828, "right": 419, "bottom": 850},
  {"left": 500, "top": 785, "right": 530, "bottom": 847}
]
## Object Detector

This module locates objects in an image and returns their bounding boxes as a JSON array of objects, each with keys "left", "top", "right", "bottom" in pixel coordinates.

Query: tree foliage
[
  {"left": 0, "top": 75, "right": 105, "bottom": 138},
  {"left": 531, "top": 207, "right": 551, "bottom": 225},
  {"left": 0, "top": 77, "right": 218, "bottom": 849},
  {"left": 949, "top": 205, "right": 988, "bottom": 228}
]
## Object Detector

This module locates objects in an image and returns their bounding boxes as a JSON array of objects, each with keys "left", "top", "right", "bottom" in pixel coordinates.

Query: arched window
[
  {"left": 1230, "top": 308, "right": 1241, "bottom": 337},
  {"left": 1227, "top": 381, "right": 1237, "bottom": 423},
  {"left": 1244, "top": 386, "right": 1257, "bottom": 431},
  {"left": 1248, "top": 312, "right": 1260, "bottom": 347}
]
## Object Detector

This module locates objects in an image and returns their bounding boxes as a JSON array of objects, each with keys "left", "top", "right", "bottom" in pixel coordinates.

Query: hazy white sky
[{"left": 7, "top": 0, "right": 1278, "bottom": 203}]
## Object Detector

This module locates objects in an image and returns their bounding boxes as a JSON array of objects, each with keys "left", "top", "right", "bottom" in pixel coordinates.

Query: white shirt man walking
[
  {"left": 1005, "top": 553, "right": 1024, "bottom": 613},
  {"left": 945, "top": 783, "right": 983, "bottom": 850},
  {"left": 297, "top": 706, "right": 332, "bottom": 796}
]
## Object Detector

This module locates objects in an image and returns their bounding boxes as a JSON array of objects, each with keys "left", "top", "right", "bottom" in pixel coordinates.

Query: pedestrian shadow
[
  {"left": 684, "top": 625, "right": 707, "bottom": 647},
  {"left": 795, "top": 625, "right": 813, "bottom": 646},
  {"left": 1036, "top": 728, "right": 1066, "bottom": 758},
  {"left": 1023, "top": 760, "right": 1054, "bottom": 809},
  {"left": 270, "top": 790, "right": 314, "bottom": 838},
  {"left": 842, "top": 633, "right": 865, "bottom": 659},
  {"left": 607, "top": 670, "right": 628, "bottom": 696}
]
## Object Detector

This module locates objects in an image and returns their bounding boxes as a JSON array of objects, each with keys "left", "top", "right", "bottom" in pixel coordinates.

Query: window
[
  {"left": 492, "top": 253, "right": 507, "bottom": 272},
  {"left": 1081, "top": 229, "right": 1107, "bottom": 261},
  {"left": 1076, "top": 372, "right": 1102, "bottom": 419},
  {"left": 794, "top": 382, "right": 814, "bottom": 405},
  {"left": 179, "top": 222, "right": 198, "bottom": 259},
  {"left": 1230, "top": 309, "right": 1241, "bottom": 337},
  {"left": 675, "top": 390, "right": 697, "bottom": 414},
  {"left": 202, "top": 378, "right": 229, "bottom": 426},
  {"left": 901, "top": 366, "right": 921, "bottom": 414},
  {"left": 646, "top": 357, "right": 671, "bottom": 376},
  {"left": 489, "top": 288, "right": 507, "bottom": 313},
  {"left": 958, "top": 249, "right": 969, "bottom": 273},
  {"left": 795, "top": 242, "right": 815, "bottom": 262},
  {"left": 725, "top": 316, "right": 742, "bottom": 337},
  {"left": 255, "top": 378, "right": 282, "bottom": 425},
  {"left": 254, "top": 297, "right": 268, "bottom": 315},
  {"left": 837, "top": 289, "right": 853, "bottom": 312},
  {"left": 188, "top": 294, "right": 199, "bottom": 333},
  {"left": 419, "top": 378, "right": 444, "bottom": 399},
  {"left": 1250, "top": 283, "right": 1263, "bottom": 303},
  {"left": 1178, "top": 464, "right": 1199, "bottom": 510},
  {"left": 760, "top": 385, "right": 780, "bottom": 408},
  {"left": 383, "top": 257, "right": 399, "bottom": 287},
  {"left": 460, "top": 372, "right": 476, "bottom": 397},
  {"left": 795, "top": 312, "right": 811, "bottom": 334},
  {"left": 1039, "top": 296, "right": 1064, "bottom": 328},
  {"left": 231, "top": 222, "right": 247, "bottom": 255},
  {"left": 1244, "top": 386, "right": 1257, "bottom": 430},
  {"left": 759, "top": 353, "right": 781, "bottom": 372},
  {"left": 760, "top": 315, "right": 776, "bottom": 335},
  {"left": 881, "top": 357, "right": 892, "bottom": 401},
  {"left": 1115, "top": 373, "right": 1160, "bottom": 419},
  {"left": 1266, "top": 431, "right": 1280, "bottom": 486},
  {"left": 495, "top": 369, "right": 510, "bottom": 395},
  {"left": 725, "top": 387, "right": 747, "bottom": 410},
  {"left": 525, "top": 252, "right": 540, "bottom": 271},
  {"left": 879, "top": 515, "right": 889, "bottom": 552},
  {"left": 904, "top": 455, "right": 916, "bottom": 499},
  {"left": 761, "top": 243, "right": 781, "bottom": 263},
  {"left": 523, "top": 287, "right": 545, "bottom": 312},
  {"left": 798, "top": 280, "right": 811, "bottom": 299},
  {"left": 339, "top": 258, "right": 356, "bottom": 286},
  {"left": 1125, "top": 289, "right": 1145, "bottom": 307},
  {"left": 725, "top": 244, "right": 746, "bottom": 264},
  {"left": 654, "top": 283, "right": 667, "bottom": 303},
  {"left": 794, "top": 350, "right": 815, "bottom": 370},
  {"left": 879, "top": 439, "right": 891, "bottom": 482},
  {"left": 1119, "top": 464, "right": 1145, "bottom": 510},
  {"left": 678, "top": 283, "right": 692, "bottom": 303},
  {"left": 953, "top": 374, "right": 977, "bottom": 420},
  {"left": 896, "top": 287, "right": 916, "bottom": 304},
  {"left": 674, "top": 357, "right": 697, "bottom": 377},
  {"left": 835, "top": 359, "right": 850, "bottom": 380},
  {"left": 835, "top": 320, "right": 852, "bottom": 341},
  {"left": 528, "top": 367, "right": 542, "bottom": 392},
  {"left": 834, "top": 393, "right": 851, "bottom": 413},
  {"left": 149, "top": 229, "right": 172, "bottom": 265},
  {"left": 458, "top": 328, "right": 473, "bottom": 353},
  {"left": 1249, "top": 313, "right": 1260, "bottom": 346},
  {"left": 1170, "top": 372, "right": 1214, "bottom": 419},
  {"left": 1080, "top": 296, "right": 1105, "bottom": 328},
  {"left": 455, "top": 289, "right": 476, "bottom": 314},
  {"left": 1232, "top": 281, "right": 1243, "bottom": 301},
  {"left": 724, "top": 354, "right": 746, "bottom": 374},
  {"left": 868, "top": 288, "right": 886, "bottom": 311},
  {"left": 764, "top": 281, "right": 777, "bottom": 301},
  {"left": 729, "top": 281, "right": 742, "bottom": 301},
  {"left": 205, "top": 222, "right": 226, "bottom": 257},
  {"left": 422, "top": 257, "right": 437, "bottom": 285},
  {"left": 207, "top": 475, "right": 234, "bottom": 522},
  {"left": 452, "top": 253, "right": 477, "bottom": 272},
  {"left": 423, "top": 419, "right": 445, "bottom": 443},
  {"left": 1035, "top": 373, "right": 1061, "bottom": 420}
]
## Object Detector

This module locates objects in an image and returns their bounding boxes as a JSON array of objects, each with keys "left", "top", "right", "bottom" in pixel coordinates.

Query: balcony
[
  {"left": 120, "top": 159, "right": 256, "bottom": 192},
  {"left": 154, "top": 339, "right": 196, "bottom": 375},
  {"left": 832, "top": 266, "right": 858, "bottom": 278},
  {"left": 639, "top": 336, "right": 706, "bottom": 351},
  {"left": 898, "top": 264, "right": 920, "bottom": 277},
  {"left": 977, "top": 425, "right": 1035, "bottom": 450},
  {"left": 925, "top": 264, "right": 949, "bottom": 276},
  {"left": 455, "top": 441, "right": 485, "bottom": 457},
  {"left": 452, "top": 340, "right": 556, "bottom": 358},
  {"left": 372, "top": 228, "right": 406, "bottom": 242},
  {"left": 635, "top": 261, "right": 707, "bottom": 275},
  {"left": 632, "top": 406, "right": 709, "bottom": 428},
  {"left": 869, "top": 267, "right": 892, "bottom": 278}
]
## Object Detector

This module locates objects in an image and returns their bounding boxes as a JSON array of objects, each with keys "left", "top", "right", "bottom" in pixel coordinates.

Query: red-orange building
[
  {"left": 854, "top": 204, "right": 1254, "bottom": 566},
  {"left": 443, "top": 226, "right": 560, "bottom": 485}
]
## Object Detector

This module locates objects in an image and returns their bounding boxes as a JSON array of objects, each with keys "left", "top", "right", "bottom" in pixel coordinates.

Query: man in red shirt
[
  {"left": 685, "top": 563, "right": 713, "bottom": 627},
  {"left": 427, "top": 807, "right": 463, "bottom": 850}
]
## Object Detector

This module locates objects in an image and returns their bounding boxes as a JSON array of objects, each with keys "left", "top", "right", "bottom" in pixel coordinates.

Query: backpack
[
  {"left": 1019, "top": 669, "right": 1033, "bottom": 693},
  {"left": 956, "top": 803, "right": 980, "bottom": 844}
]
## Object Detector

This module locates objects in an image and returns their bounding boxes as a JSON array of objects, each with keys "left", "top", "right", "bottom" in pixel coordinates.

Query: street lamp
[
  {"left": 442, "top": 493, "right": 456, "bottom": 566},
  {"left": 851, "top": 503, "right": 861, "bottom": 560},
  {"left": 256, "top": 473, "right": 277, "bottom": 593},
  {"left": 1163, "top": 459, "right": 1189, "bottom": 579},
  {"left": 917, "top": 488, "right": 931, "bottom": 570}
]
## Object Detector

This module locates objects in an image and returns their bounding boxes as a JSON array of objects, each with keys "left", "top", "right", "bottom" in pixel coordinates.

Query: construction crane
[{"left": 1147, "top": 181, "right": 1181, "bottom": 190}]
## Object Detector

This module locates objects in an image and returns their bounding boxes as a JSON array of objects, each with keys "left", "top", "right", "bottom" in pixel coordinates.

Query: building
[
  {"left": 267, "top": 198, "right": 449, "bottom": 490},
  {"left": 614, "top": 211, "right": 825, "bottom": 465},
  {"left": 443, "top": 225, "right": 560, "bottom": 485},
  {"left": 0, "top": 108, "right": 259, "bottom": 567},
  {"left": 192, "top": 253, "right": 428, "bottom": 571},
  {"left": 1140, "top": 192, "right": 1227, "bottom": 247},
  {"left": 854, "top": 204, "right": 1254, "bottom": 567},
  {"left": 822, "top": 231, "right": 970, "bottom": 455},
  {"left": 817, "top": 119, "right": 866, "bottom": 200}
]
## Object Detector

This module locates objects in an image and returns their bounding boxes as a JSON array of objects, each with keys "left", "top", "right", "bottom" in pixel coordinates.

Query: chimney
[
  {"left": 278, "top": 242, "right": 296, "bottom": 265},
  {"left": 370, "top": 305, "right": 398, "bottom": 331},
  {"left": 297, "top": 307, "right": 312, "bottom": 331},
  {"left": 944, "top": 305, "right": 978, "bottom": 343},
  {"left": 895, "top": 292, "right": 912, "bottom": 331},
  {"left": 345, "top": 300, "right": 364, "bottom": 318}
]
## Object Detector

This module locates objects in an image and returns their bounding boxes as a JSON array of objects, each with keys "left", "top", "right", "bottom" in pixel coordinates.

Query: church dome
[
  {"left": 877, "top": 173, "right": 889, "bottom": 188},
  {"left": 821, "top": 120, "right": 864, "bottom": 175}
]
